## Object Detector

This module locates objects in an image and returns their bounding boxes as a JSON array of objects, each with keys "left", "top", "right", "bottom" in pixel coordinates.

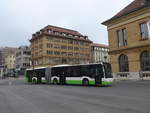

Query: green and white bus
[
  {"left": 25, "top": 63, "right": 113, "bottom": 86},
  {"left": 25, "top": 67, "right": 49, "bottom": 84}
]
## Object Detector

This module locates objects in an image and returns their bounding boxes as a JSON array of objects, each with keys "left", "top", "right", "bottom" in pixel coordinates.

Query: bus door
[
  {"left": 45, "top": 68, "right": 51, "bottom": 84},
  {"left": 60, "top": 74, "right": 66, "bottom": 85},
  {"left": 59, "top": 67, "right": 66, "bottom": 85},
  {"left": 95, "top": 74, "right": 102, "bottom": 85},
  {"left": 95, "top": 65, "right": 102, "bottom": 85}
]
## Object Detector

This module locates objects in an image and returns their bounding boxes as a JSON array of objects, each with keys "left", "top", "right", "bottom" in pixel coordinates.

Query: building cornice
[
  {"left": 107, "top": 11, "right": 150, "bottom": 30},
  {"left": 102, "top": 2, "right": 150, "bottom": 25},
  {"left": 30, "top": 33, "right": 93, "bottom": 43},
  {"left": 109, "top": 43, "right": 150, "bottom": 54}
]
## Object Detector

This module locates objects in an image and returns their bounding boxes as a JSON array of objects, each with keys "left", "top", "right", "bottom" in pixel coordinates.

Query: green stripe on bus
[
  {"left": 89, "top": 80, "right": 95, "bottom": 85},
  {"left": 65, "top": 80, "right": 96, "bottom": 85},
  {"left": 42, "top": 80, "right": 47, "bottom": 83},
  {"left": 102, "top": 81, "right": 113, "bottom": 85},
  {"left": 66, "top": 80, "right": 82, "bottom": 85}
]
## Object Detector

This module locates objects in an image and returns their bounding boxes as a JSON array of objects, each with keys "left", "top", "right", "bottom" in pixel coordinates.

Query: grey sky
[{"left": 0, "top": 0, "right": 133, "bottom": 47}]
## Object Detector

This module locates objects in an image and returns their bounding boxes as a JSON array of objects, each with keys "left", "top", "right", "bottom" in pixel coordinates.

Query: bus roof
[
  {"left": 26, "top": 67, "right": 46, "bottom": 70},
  {"left": 51, "top": 63, "right": 107, "bottom": 68},
  {"left": 52, "top": 64, "right": 71, "bottom": 67}
]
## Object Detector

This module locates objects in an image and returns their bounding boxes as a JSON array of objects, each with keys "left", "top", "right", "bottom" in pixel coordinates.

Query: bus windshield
[{"left": 103, "top": 63, "right": 112, "bottom": 78}]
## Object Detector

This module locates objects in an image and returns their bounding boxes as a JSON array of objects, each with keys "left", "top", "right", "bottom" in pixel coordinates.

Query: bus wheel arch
[
  {"left": 53, "top": 78, "right": 58, "bottom": 85},
  {"left": 82, "top": 78, "right": 89, "bottom": 86},
  {"left": 32, "top": 77, "right": 37, "bottom": 84}
]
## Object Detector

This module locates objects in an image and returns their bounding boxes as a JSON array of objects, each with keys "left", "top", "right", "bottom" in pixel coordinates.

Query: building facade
[
  {"left": 4, "top": 54, "right": 15, "bottom": 76},
  {"left": 91, "top": 43, "right": 109, "bottom": 63},
  {"left": 0, "top": 51, "right": 3, "bottom": 65},
  {"left": 30, "top": 25, "right": 92, "bottom": 67},
  {"left": 102, "top": 0, "right": 150, "bottom": 80},
  {"left": 0, "top": 65, "right": 6, "bottom": 78},
  {"left": 5, "top": 54, "right": 15, "bottom": 70},
  {"left": 15, "top": 46, "right": 31, "bottom": 74},
  {"left": 0, "top": 47, "right": 17, "bottom": 65}
]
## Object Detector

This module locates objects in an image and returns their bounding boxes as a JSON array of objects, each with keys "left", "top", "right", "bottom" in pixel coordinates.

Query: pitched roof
[
  {"left": 91, "top": 43, "right": 109, "bottom": 48},
  {"left": 102, "top": 0, "right": 150, "bottom": 24},
  {"left": 43, "top": 25, "right": 83, "bottom": 36},
  {"left": 31, "top": 25, "right": 92, "bottom": 43}
]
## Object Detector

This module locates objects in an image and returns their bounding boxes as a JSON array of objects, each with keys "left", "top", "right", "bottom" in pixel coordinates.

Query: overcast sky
[{"left": 0, "top": 0, "right": 133, "bottom": 47}]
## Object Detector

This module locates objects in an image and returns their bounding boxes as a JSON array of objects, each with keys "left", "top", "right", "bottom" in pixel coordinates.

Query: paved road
[{"left": 0, "top": 78, "right": 150, "bottom": 113}]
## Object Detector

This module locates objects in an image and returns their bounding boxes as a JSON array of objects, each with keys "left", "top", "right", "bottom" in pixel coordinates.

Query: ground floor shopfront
[{"left": 110, "top": 45, "right": 150, "bottom": 80}]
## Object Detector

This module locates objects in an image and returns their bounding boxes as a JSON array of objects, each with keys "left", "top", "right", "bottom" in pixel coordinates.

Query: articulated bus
[{"left": 25, "top": 63, "right": 113, "bottom": 86}]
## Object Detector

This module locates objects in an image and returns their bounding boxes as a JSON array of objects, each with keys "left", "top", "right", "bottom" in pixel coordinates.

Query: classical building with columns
[{"left": 102, "top": 0, "right": 150, "bottom": 80}]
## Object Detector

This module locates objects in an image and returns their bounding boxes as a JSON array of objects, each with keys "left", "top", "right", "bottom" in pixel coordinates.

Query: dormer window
[
  {"left": 140, "top": 22, "right": 150, "bottom": 39},
  {"left": 48, "top": 30, "right": 52, "bottom": 33},
  {"left": 55, "top": 32, "right": 59, "bottom": 35},
  {"left": 75, "top": 36, "right": 78, "bottom": 38},
  {"left": 62, "top": 33, "right": 66, "bottom": 36},
  {"left": 68, "top": 34, "right": 73, "bottom": 37}
]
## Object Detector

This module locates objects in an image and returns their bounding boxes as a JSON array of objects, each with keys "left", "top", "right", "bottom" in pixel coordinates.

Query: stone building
[
  {"left": 91, "top": 43, "right": 109, "bottom": 63},
  {"left": 0, "top": 47, "right": 17, "bottom": 66},
  {"left": 102, "top": 0, "right": 150, "bottom": 80},
  {"left": 0, "top": 65, "right": 6, "bottom": 78},
  {"left": 15, "top": 46, "right": 31, "bottom": 74},
  {"left": 30, "top": 25, "right": 92, "bottom": 67},
  {"left": 0, "top": 51, "right": 3, "bottom": 65},
  {"left": 4, "top": 54, "right": 16, "bottom": 76},
  {"left": 5, "top": 54, "right": 15, "bottom": 70}
]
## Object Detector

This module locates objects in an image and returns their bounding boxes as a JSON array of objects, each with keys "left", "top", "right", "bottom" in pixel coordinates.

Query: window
[
  {"left": 140, "top": 51, "right": 150, "bottom": 71},
  {"left": 48, "top": 30, "right": 52, "bottom": 33},
  {"left": 61, "top": 45, "right": 67, "bottom": 49},
  {"left": 74, "top": 53, "right": 79, "bottom": 57},
  {"left": 54, "top": 51, "right": 60, "bottom": 55},
  {"left": 68, "top": 46, "right": 73, "bottom": 50},
  {"left": 47, "top": 51, "right": 53, "bottom": 55},
  {"left": 140, "top": 22, "right": 149, "bottom": 39},
  {"left": 68, "top": 40, "right": 73, "bottom": 44},
  {"left": 47, "top": 37, "right": 53, "bottom": 42},
  {"left": 74, "top": 47, "right": 79, "bottom": 51},
  {"left": 122, "top": 29, "right": 127, "bottom": 46},
  {"left": 68, "top": 52, "right": 73, "bottom": 56},
  {"left": 61, "top": 52, "right": 67, "bottom": 56},
  {"left": 80, "top": 41, "right": 84, "bottom": 45},
  {"left": 117, "top": 29, "right": 128, "bottom": 47},
  {"left": 47, "top": 43, "right": 53, "bottom": 48},
  {"left": 119, "top": 54, "right": 129, "bottom": 72},
  {"left": 54, "top": 44, "right": 61, "bottom": 49},
  {"left": 117, "top": 30, "right": 122, "bottom": 47}
]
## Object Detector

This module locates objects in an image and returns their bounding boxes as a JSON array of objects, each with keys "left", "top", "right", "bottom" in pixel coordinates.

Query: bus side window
[
  {"left": 96, "top": 65, "right": 104, "bottom": 78},
  {"left": 72, "top": 66, "right": 80, "bottom": 77},
  {"left": 66, "top": 67, "right": 72, "bottom": 77},
  {"left": 90, "top": 66, "right": 96, "bottom": 78},
  {"left": 81, "top": 66, "right": 90, "bottom": 77},
  {"left": 51, "top": 68, "right": 58, "bottom": 77}
]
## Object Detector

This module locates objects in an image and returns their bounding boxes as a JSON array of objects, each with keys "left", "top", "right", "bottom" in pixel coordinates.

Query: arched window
[
  {"left": 119, "top": 54, "right": 129, "bottom": 72},
  {"left": 140, "top": 51, "right": 150, "bottom": 71}
]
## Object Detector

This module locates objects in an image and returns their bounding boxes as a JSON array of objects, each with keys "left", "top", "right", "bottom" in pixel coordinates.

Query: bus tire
[
  {"left": 53, "top": 78, "right": 58, "bottom": 85},
  {"left": 82, "top": 79, "right": 89, "bottom": 86},
  {"left": 32, "top": 78, "right": 37, "bottom": 84}
]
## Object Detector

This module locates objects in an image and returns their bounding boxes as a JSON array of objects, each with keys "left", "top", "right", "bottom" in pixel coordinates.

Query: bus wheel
[
  {"left": 53, "top": 79, "right": 58, "bottom": 85},
  {"left": 83, "top": 79, "right": 89, "bottom": 86},
  {"left": 32, "top": 79, "right": 37, "bottom": 84}
]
